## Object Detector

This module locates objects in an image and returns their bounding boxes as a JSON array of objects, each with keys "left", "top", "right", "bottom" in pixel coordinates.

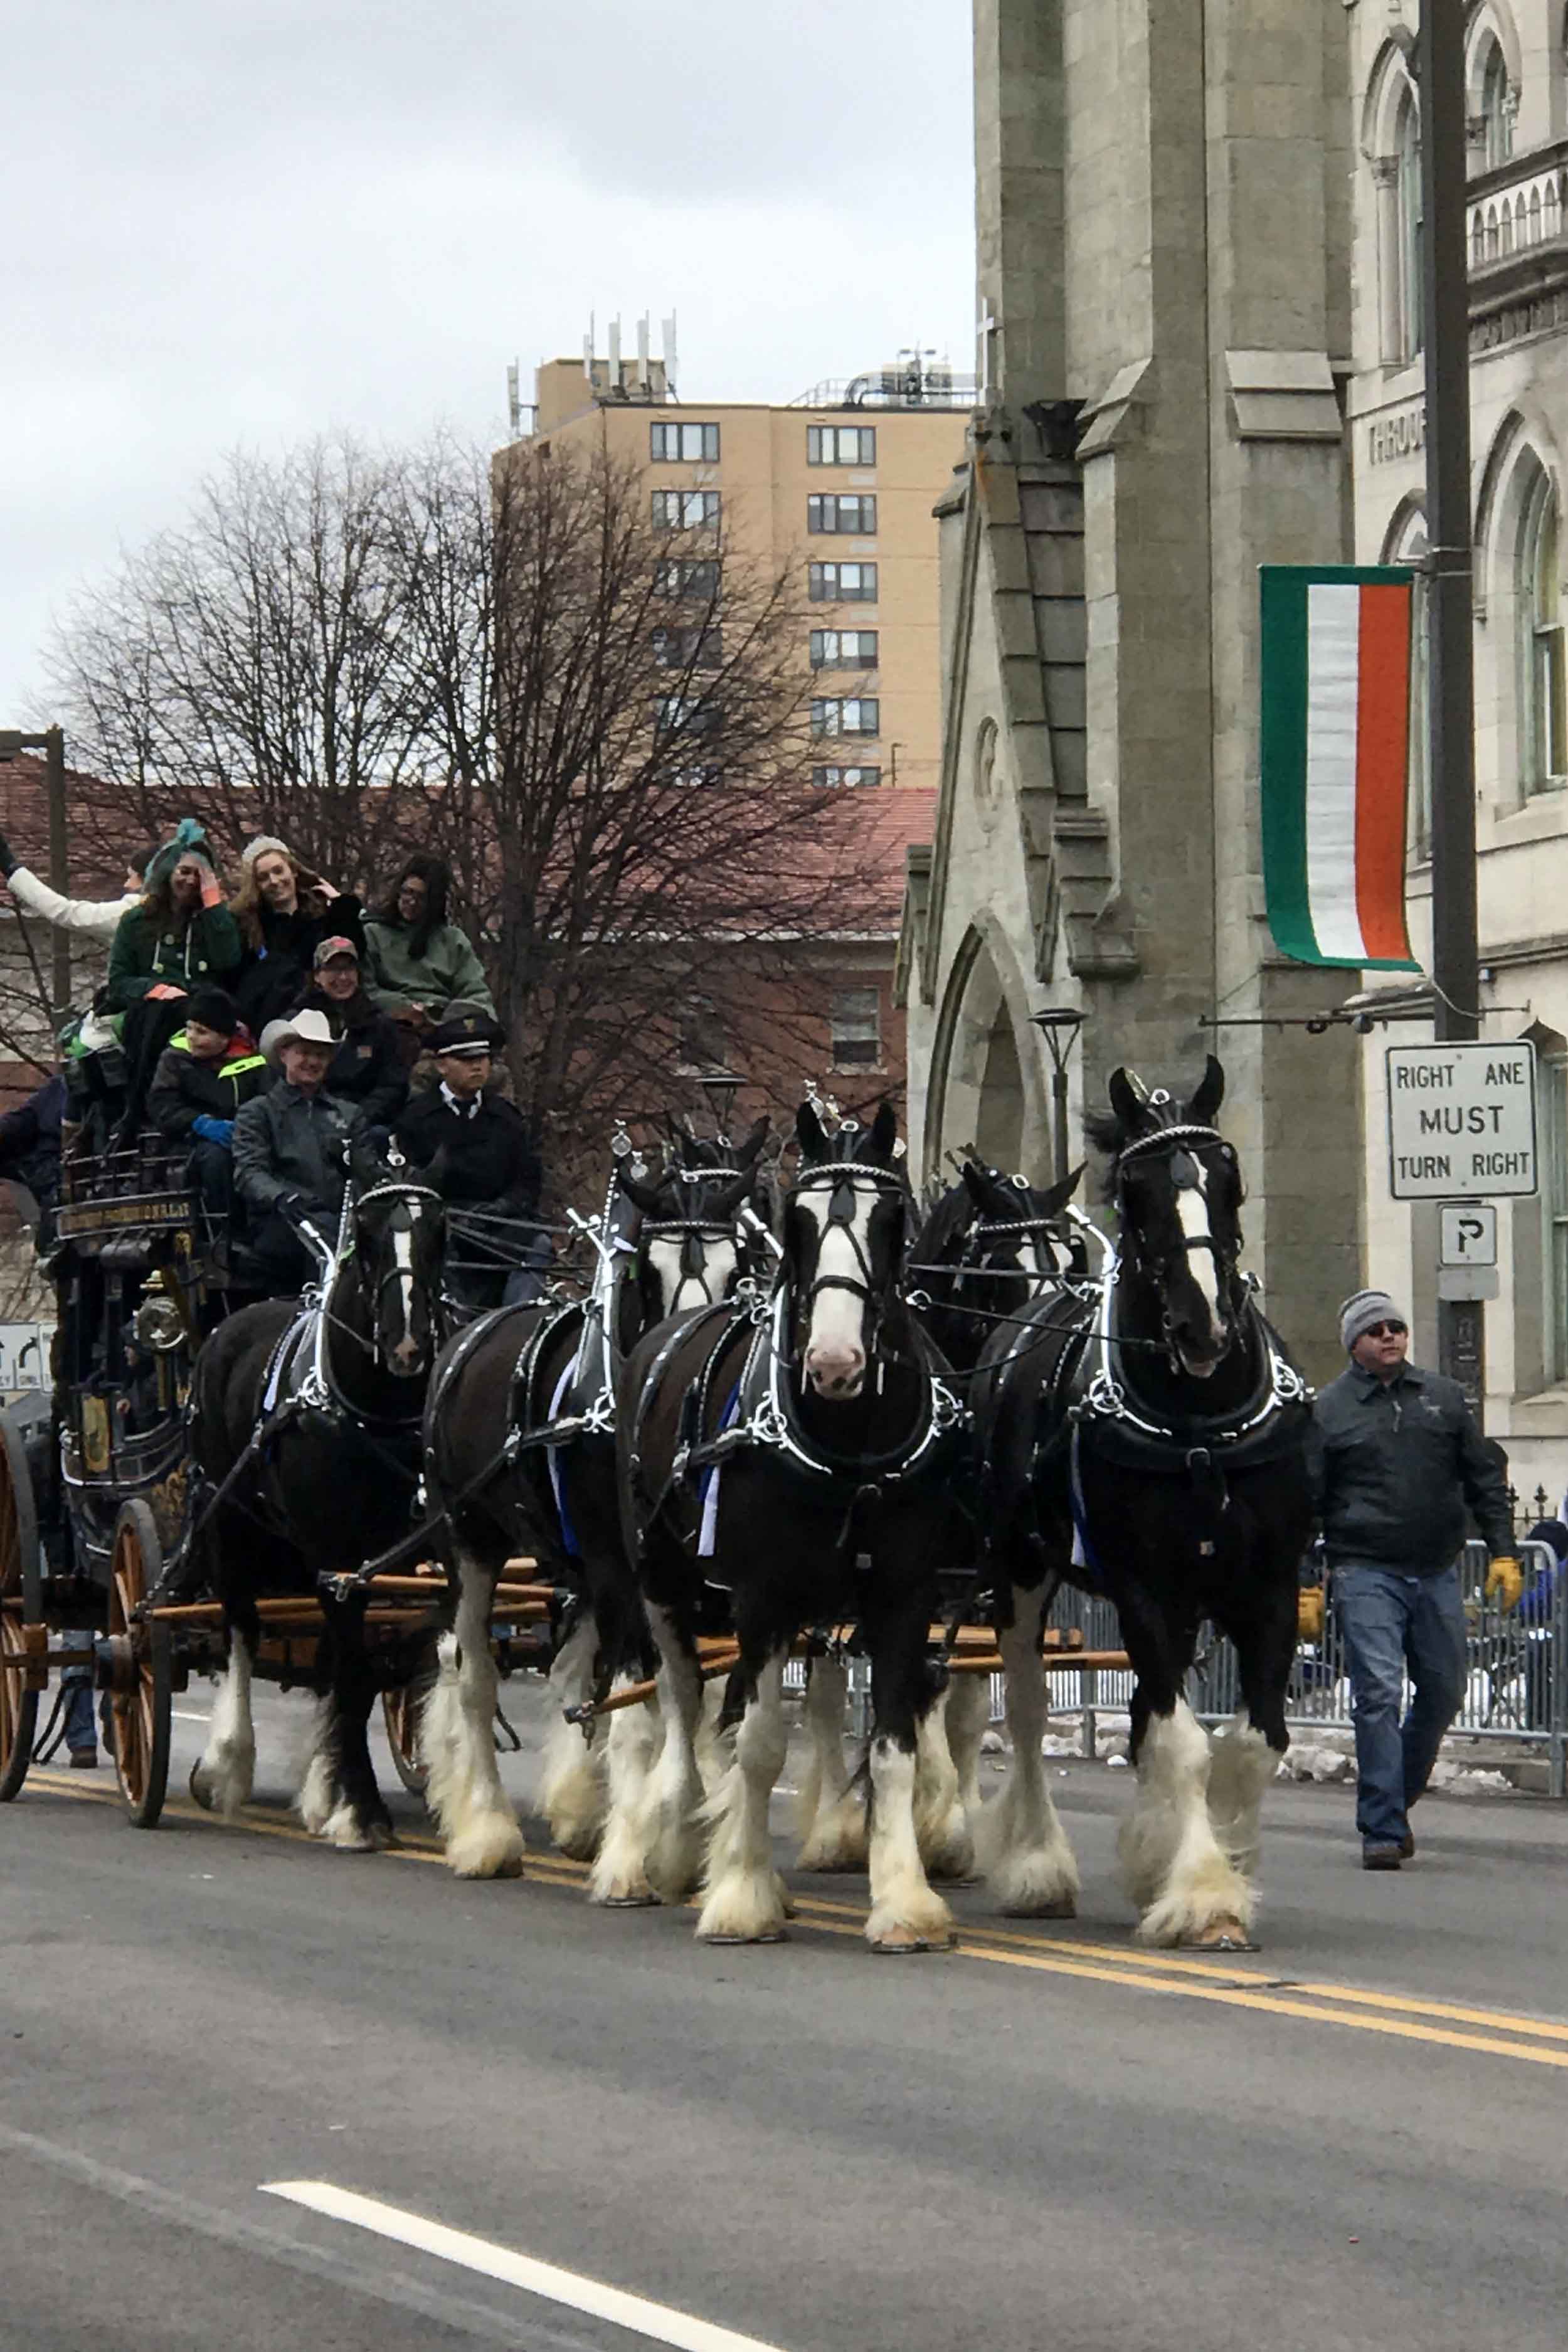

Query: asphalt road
[{"left": 4, "top": 1683, "right": 1567, "bottom": 2352}]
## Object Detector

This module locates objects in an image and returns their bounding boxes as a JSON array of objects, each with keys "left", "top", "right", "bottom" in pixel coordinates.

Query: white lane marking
[
  {"left": 261, "top": 2182, "right": 788, "bottom": 2352},
  {"left": 174, "top": 1710, "right": 210, "bottom": 1724}
]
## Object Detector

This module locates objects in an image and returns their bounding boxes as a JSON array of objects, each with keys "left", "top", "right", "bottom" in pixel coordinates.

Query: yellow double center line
[{"left": 26, "top": 1767, "right": 1568, "bottom": 2073}]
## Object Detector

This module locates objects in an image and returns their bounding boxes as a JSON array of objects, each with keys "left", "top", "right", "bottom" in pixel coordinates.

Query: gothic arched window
[
  {"left": 1520, "top": 458, "right": 1567, "bottom": 793},
  {"left": 1480, "top": 40, "right": 1513, "bottom": 170},
  {"left": 1396, "top": 91, "right": 1424, "bottom": 359}
]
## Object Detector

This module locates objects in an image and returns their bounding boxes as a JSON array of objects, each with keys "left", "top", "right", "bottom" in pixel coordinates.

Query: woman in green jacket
[
  {"left": 106, "top": 820, "right": 243, "bottom": 1009},
  {"left": 363, "top": 854, "right": 493, "bottom": 1054}
]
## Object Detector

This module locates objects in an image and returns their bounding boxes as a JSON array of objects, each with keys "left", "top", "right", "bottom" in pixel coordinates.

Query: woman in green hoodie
[
  {"left": 363, "top": 854, "right": 492, "bottom": 1054},
  {"left": 106, "top": 818, "right": 243, "bottom": 1009}
]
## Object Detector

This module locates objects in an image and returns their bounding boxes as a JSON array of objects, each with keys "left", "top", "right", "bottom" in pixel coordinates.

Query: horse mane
[{"left": 908, "top": 1181, "right": 976, "bottom": 1269}]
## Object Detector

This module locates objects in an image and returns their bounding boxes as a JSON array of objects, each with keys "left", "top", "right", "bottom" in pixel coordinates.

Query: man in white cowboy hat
[{"left": 232, "top": 1007, "right": 361, "bottom": 1293}]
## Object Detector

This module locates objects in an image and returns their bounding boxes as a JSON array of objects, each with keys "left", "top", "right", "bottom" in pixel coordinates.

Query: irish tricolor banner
[{"left": 1260, "top": 566, "right": 1417, "bottom": 970}]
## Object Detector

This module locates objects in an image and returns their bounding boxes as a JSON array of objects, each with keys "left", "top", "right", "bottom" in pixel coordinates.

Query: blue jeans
[{"left": 1335, "top": 1564, "right": 1468, "bottom": 1848}]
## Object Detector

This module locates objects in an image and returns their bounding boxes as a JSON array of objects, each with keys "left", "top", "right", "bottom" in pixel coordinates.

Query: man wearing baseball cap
[
  {"left": 395, "top": 1009, "right": 543, "bottom": 1307},
  {"left": 1310, "top": 1289, "right": 1521, "bottom": 1869},
  {"left": 285, "top": 936, "right": 408, "bottom": 1131}
]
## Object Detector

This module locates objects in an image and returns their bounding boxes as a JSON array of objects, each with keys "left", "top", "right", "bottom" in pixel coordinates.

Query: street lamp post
[
  {"left": 699, "top": 1069, "right": 743, "bottom": 1143},
  {"left": 0, "top": 724, "right": 72, "bottom": 1024},
  {"left": 1030, "top": 1007, "right": 1084, "bottom": 1186},
  {"left": 1418, "top": 0, "right": 1484, "bottom": 1411}
]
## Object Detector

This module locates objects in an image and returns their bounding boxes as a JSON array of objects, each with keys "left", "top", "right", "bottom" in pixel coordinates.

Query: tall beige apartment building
[{"left": 524, "top": 352, "right": 972, "bottom": 797}]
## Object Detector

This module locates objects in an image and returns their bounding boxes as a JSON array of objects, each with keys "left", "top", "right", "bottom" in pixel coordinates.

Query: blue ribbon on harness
[
  {"left": 697, "top": 1383, "right": 741, "bottom": 1559},
  {"left": 545, "top": 1361, "right": 580, "bottom": 1559},
  {"left": 1067, "top": 1422, "right": 1108, "bottom": 1593}
]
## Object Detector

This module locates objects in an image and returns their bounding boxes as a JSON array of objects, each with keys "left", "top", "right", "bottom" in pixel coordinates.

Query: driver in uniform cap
[{"left": 394, "top": 1010, "right": 544, "bottom": 1306}]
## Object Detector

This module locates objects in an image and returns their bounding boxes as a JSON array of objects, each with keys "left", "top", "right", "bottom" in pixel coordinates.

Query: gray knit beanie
[{"left": 1340, "top": 1288, "right": 1406, "bottom": 1352}]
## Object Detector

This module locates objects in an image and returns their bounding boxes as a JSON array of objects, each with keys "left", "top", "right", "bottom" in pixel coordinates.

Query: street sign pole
[{"left": 1419, "top": 0, "right": 1483, "bottom": 1413}]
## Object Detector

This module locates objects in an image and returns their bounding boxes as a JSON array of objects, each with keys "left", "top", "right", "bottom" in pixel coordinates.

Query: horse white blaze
[
  {"left": 419, "top": 1567, "right": 524, "bottom": 1878},
  {"left": 802, "top": 1189, "right": 873, "bottom": 1397},
  {"left": 191, "top": 1629, "right": 255, "bottom": 1816},
  {"left": 1116, "top": 1697, "right": 1255, "bottom": 1946},
  {"left": 647, "top": 1234, "right": 738, "bottom": 1316}
]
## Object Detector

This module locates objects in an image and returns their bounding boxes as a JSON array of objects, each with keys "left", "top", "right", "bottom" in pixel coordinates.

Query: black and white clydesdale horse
[
  {"left": 970, "top": 1058, "right": 1312, "bottom": 1948},
  {"left": 417, "top": 1120, "right": 769, "bottom": 1885},
  {"left": 188, "top": 1147, "right": 449, "bottom": 1848},
  {"left": 616, "top": 1101, "right": 970, "bottom": 1951}
]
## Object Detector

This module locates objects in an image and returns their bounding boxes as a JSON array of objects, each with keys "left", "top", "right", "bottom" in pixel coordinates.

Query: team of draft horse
[{"left": 186, "top": 1056, "right": 1314, "bottom": 1957}]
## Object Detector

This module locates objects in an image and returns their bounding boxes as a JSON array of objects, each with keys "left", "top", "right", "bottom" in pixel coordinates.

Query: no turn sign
[{"left": 1385, "top": 1042, "right": 1538, "bottom": 1200}]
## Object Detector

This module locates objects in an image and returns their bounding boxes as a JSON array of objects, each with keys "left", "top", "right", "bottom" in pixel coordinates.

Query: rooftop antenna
[
  {"left": 506, "top": 361, "right": 521, "bottom": 439},
  {"left": 583, "top": 314, "right": 595, "bottom": 386},
  {"left": 608, "top": 315, "right": 622, "bottom": 394},
  {"left": 661, "top": 309, "right": 679, "bottom": 400},
  {"left": 635, "top": 313, "right": 651, "bottom": 392}
]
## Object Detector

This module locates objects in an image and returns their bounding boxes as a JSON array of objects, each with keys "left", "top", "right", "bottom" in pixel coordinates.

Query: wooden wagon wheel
[
  {"left": 107, "top": 1500, "right": 172, "bottom": 1829},
  {"left": 0, "top": 1414, "right": 43, "bottom": 1803}
]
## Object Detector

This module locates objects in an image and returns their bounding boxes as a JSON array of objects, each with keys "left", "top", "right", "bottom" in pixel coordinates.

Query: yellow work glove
[
  {"left": 1296, "top": 1586, "right": 1325, "bottom": 1643},
  {"left": 1485, "top": 1555, "right": 1525, "bottom": 1614}
]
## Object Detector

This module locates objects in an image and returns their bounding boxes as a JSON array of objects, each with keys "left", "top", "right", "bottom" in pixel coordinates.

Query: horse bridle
[
  {"left": 638, "top": 1167, "right": 755, "bottom": 1308},
  {"left": 1113, "top": 1122, "right": 1244, "bottom": 1325},
  {"left": 350, "top": 1179, "right": 446, "bottom": 1365},
  {"left": 787, "top": 1165, "right": 907, "bottom": 1348}
]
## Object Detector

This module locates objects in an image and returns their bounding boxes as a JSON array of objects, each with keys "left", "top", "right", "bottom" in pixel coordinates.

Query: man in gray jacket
[
  {"left": 233, "top": 1009, "right": 359, "bottom": 1293},
  {"left": 1312, "top": 1288, "right": 1522, "bottom": 1870}
]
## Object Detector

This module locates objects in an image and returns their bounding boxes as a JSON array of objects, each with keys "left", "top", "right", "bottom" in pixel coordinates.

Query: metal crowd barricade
[{"left": 1005, "top": 1539, "right": 1566, "bottom": 1798}]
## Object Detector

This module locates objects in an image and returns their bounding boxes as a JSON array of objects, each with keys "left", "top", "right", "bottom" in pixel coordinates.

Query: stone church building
[{"left": 899, "top": 0, "right": 1367, "bottom": 1382}]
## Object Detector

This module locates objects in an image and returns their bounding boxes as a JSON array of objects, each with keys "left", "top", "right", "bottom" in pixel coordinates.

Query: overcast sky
[{"left": 6, "top": 0, "right": 974, "bottom": 721}]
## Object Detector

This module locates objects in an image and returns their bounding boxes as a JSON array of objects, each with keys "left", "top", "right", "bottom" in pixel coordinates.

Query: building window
[
  {"left": 653, "top": 490, "right": 721, "bottom": 530},
  {"left": 808, "top": 561, "right": 878, "bottom": 603},
  {"left": 1480, "top": 43, "right": 1513, "bottom": 173},
  {"left": 812, "top": 765, "right": 882, "bottom": 788},
  {"left": 1545, "top": 1056, "right": 1568, "bottom": 1382},
  {"left": 810, "top": 697, "right": 879, "bottom": 737},
  {"left": 655, "top": 559, "right": 720, "bottom": 600},
  {"left": 653, "top": 626, "right": 721, "bottom": 669},
  {"left": 1397, "top": 90, "right": 1424, "bottom": 361},
  {"left": 810, "top": 629, "right": 878, "bottom": 670},
  {"left": 652, "top": 421, "right": 720, "bottom": 463},
  {"left": 808, "top": 494, "right": 876, "bottom": 536},
  {"left": 654, "top": 694, "right": 721, "bottom": 739},
  {"left": 830, "top": 987, "right": 882, "bottom": 1069},
  {"left": 808, "top": 425, "right": 876, "bottom": 466},
  {"left": 1521, "top": 464, "right": 1567, "bottom": 793}
]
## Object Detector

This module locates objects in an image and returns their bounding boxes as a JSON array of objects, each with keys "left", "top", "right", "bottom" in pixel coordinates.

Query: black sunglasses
[{"left": 1363, "top": 1320, "right": 1407, "bottom": 1339}]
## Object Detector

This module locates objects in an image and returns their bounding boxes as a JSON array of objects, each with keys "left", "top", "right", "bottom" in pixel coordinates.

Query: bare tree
[{"left": 49, "top": 430, "right": 889, "bottom": 1180}]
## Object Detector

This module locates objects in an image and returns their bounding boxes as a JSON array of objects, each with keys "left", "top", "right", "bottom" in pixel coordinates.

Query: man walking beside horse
[{"left": 1311, "top": 1290, "right": 1522, "bottom": 1872}]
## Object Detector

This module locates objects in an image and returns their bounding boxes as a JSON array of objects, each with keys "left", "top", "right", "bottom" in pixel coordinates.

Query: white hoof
[
  {"left": 446, "top": 1811, "right": 526, "bottom": 1880},
  {"left": 987, "top": 1845, "right": 1080, "bottom": 1919},
  {"left": 190, "top": 1745, "right": 253, "bottom": 1820},
  {"left": 918, "top": 1802, "right": 976, "bottom": 1882},
  {"left": 322, "top": 1801, "right": 377, "bottom": 1853},
  {"left": 797, "top": 1791, "right": 869, "bottom": 1872},
  {"left": 1137, "top": 1860, "right": 1256, "bottom": 1949},
  {"left": 695, "top": 1868, "right": 790, "bottom": 1944},
  {"left": 541, "top": 1752, "right": 605, "bottom": 1862},
  {"left": 296, "top": 1754, "right": 336, "bottom": 1837},
  {"left": 865, "top": 1887, "right": 955, "bottom": 1954}
]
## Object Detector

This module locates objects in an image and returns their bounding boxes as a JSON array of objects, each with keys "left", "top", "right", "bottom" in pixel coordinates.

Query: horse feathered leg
[
  {"left": 537, "top": 1612, "right": 607, "bottom": 1860},
  {"left": 943, "top": 1668, "right": 990, "bottom": 1820},
  {"left": 1205, "top": 1709, "right": 1279, "bottom": 1880},
  {"left": 975, "top": 1593, "right": 1079, "bottom": 1917},
  {"left": 864, "top": 1614, "right": 955, "bottom": 1953},
  {"left": 697, "top": 1648, "right": 792, "bottom": 1942},
  {"left": 588, "top": 1680, "right": 661, "bottom": 1905},
  {"left": 638, "top": 1601, "right": 707, "bottom": 1901},
  {"left": 420, "top": 1557, "right": 524, "bottom": 1878},
  {"left": 913, "top": 1682, "right": 973, "bottom": 1880},
  {"left": 1118, "top": 1697, "right": 1256, "bottom": 1947},
  {"left": 795, "top": 1655, "right": 868, "bottom": 1871},
  {"left": 190, "top": 1622, "right": 256, "bottom": 1818}
]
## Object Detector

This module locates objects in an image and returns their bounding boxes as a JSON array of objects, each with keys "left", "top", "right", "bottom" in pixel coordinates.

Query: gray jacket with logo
[{"left": 1310, "top": 1360, "right": 1512, "bottom": 1575}]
